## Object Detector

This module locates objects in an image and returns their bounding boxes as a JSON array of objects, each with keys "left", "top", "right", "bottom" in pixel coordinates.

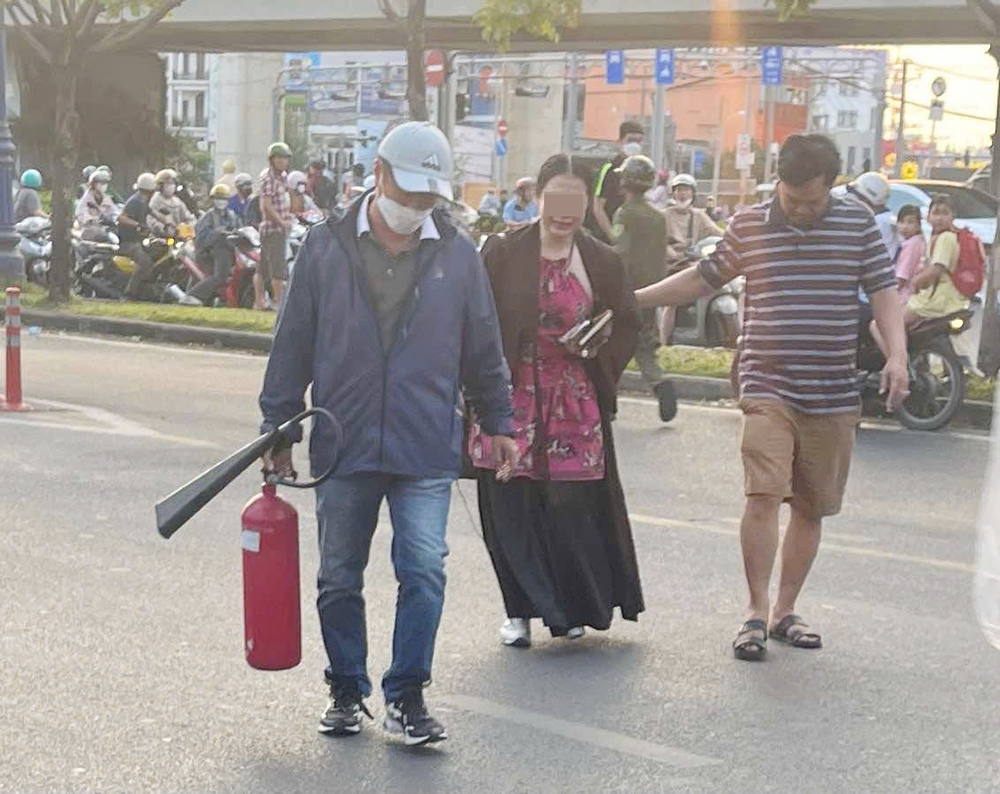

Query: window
[
  {"left": 863, "top": 147, "right": 872, "bottom": 170},
  {"left": 812, "top": 115, "right": 829, "bottom": 130},
  {"left": 837, "top": 110, "right": 858, "bottom": 129},
  {"left": 194, "top": 93, "right": 205, "bottom": 127},
  {"left": 181, "top": 98, "right": 190, "bottom": 126},
  {"left": 847, "top": 146, "right": 856, "bottom": 174},
  {"left": 839, "top": 81, "right": 859, "bottom": 97}
]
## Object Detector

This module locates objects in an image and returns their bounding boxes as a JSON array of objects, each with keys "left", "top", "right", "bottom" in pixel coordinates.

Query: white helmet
[
  {"left": 670, "top": 173, "right": 698, "bottom": 191},
  {"left": 134, "top": 172, "right": 157, "bottom": 192},
  {"left": 849, "top": 171, "right": 890, "bottom": 209},
  {"left": 286, "top": 170, "right": 308, "bottom": 190}
]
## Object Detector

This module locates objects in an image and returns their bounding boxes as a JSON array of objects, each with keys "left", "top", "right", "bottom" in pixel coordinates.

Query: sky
[{"left": 888, "top": 45, "right": 997, "bottom": 151}]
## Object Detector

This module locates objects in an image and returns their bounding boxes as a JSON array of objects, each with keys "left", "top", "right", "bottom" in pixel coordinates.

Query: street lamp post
[{"left": 0, "top": 11, "right": 22, "bottom": 282}]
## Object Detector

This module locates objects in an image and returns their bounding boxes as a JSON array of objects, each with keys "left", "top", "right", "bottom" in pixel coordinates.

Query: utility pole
[
  {"left": 652, "top": 82, "right": 665, "bottom": 169},
  {"left": 893, "top": 59, "right": 909, "bottom": 178},
  {"left": 562, "top": 52, "right": 579, "bottom": 153},
  {"left": 763, "top": 85, "right": 776, "bottom": 182},
  {"left": 711, "top": 95, "right": 725, "bottom": 203},
  {"left": 739, "top": 55, "right": 753, "bottom": 204},
  {"left": 978, "top": 45, "right": 1000, "bottom": 377}
]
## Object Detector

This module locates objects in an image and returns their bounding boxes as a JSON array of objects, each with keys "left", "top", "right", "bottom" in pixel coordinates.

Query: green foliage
[
  {"left": 474, "top": 0, "right": 581, "bottom": 52},
  {"left": 766, "top": 0, "right": 816, "bottom": 20}
]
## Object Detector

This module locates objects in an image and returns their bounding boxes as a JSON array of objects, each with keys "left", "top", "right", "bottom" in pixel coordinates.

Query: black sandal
[
  {"left": 733, "top": 619, "right": 768, "bottom": 661},
  {"left": 770, "top": 614, "right": 823, "bottom": 649}
]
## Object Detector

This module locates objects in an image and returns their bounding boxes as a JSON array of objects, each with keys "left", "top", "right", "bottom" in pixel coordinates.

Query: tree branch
[
  {"left": 8, "top": 0, "right": 40, "bottom": 26},
  {"left": 7, "top": 6, "right": 53, "bottom": 65},
  {"left": 76, "top": 0, "right": 101, "bottom": 41},
  {"left": 27, "top": 0, "right": 52, "bottom": 25},
  {"left": 378, "top": 0, "right": 408, "bottom": 29},
  {"left": 60, "top": 0, "right": 76, "bottom": 27},
  {"left": 90, "top": 0, "right": 185, "bottom": 54}
]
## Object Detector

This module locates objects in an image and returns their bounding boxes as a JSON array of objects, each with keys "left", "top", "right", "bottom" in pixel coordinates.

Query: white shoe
[
  {"left": 500, "top": 618, "right": 531, "bottom": 647},
  {"left": 566, "top": 626, "right": 586, "bottom": 640},
  {"left": 178, "top": 294, "right": 203, "bottom": 306}
]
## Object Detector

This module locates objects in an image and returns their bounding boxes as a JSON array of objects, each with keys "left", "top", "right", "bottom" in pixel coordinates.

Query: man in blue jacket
[{"left": 259, "top": 122, "right": 517, "bottom": 746}]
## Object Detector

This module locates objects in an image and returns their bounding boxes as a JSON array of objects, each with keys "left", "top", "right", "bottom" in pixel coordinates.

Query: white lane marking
[
  {"left": 630, "top": 513, "right": 974, "bottom": 574},
  {"left": 0, "top": 397, "right": 219, "bottom": 448},
  {"left": 26, "top": 330, "right": 265, "bottom": 361},
  {"left": 440, "top": 694, "right": 722, "bottom": 769},
  {"left": 714, "top": 516, "right": 874, "bottom": 544},
  {"left": 616, "top": 395, "right": 990, "bottom": 441}
]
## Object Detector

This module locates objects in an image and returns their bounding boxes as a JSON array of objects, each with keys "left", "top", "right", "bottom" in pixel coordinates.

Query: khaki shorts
[
  {"left": 259, "top": 231, "right": 288, "bottom": 282},
  {"left": 740, "top": 397, "right": 859, "bottom": 518}
]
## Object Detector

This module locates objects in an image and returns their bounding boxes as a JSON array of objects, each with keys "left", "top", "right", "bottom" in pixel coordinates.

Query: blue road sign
[
  {"left": 761, "top": 46, "right": 783, "bottom": 86},
  {"left": 495, "top": 138, "right": 508, "bottom": 158},
  {"left": 606, "top": 50, "right": 625, "bottom": 85},
  {"left": 655, "top": 49, "right": 674, "bottom": 86}
]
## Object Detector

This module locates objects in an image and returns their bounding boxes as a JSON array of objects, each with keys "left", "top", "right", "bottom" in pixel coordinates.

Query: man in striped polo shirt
[{"left": 636, "top": 134, "right": 909, "bottom": 661}]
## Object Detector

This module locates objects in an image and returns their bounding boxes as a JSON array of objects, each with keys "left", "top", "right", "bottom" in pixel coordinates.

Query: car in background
[
  {"left": 965, "top": 164, "right": 991, "bottom": 195},
  {"left": 834, "top": 180, "right": 996, "bottom": 248}
]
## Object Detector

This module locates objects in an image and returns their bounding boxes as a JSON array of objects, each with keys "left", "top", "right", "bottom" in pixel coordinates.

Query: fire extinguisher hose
[{"left": 155, "top": 406, "right": 343, "bottom": 539}]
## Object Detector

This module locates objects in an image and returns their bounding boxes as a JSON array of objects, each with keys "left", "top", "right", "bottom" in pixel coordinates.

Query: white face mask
[
  {"left": 377, "top": 194, "right": 432, "bottom": 235},
  {"left": 213, "top": 199, "right": 229, "bottom": 211},
  {"left": 162, "top": 184, "right": 176, "bottom": 198},
  {"left": 296, "top": 184, "right": 307, "bottom": 194},
  {"left": 675, "top": 198, "right": 693, "bottom": 209},
  {"left": 622, "top": 142, "right": 642, "bottom": 156},
  {"left": 93, "top": 182, "right": 108, "bottom": 196}
]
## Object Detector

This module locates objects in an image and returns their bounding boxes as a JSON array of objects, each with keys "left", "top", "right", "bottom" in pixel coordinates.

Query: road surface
[{"left": 2, "top": 332, "right": 998, "bottom": 793}]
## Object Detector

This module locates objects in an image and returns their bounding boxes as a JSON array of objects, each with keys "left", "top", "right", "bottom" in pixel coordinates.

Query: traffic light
[{"left": 456, "top": 93, "right": 469, "bottom": 121}]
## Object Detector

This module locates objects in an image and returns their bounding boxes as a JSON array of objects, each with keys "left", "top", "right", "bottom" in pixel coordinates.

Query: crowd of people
[{"left": 252, "top": 119, "right": 935, "bottom": 746}]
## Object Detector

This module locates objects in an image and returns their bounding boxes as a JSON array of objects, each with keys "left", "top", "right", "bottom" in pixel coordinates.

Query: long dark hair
[{"left": 536, "top": 153, "right": 594, "bottom": 197}]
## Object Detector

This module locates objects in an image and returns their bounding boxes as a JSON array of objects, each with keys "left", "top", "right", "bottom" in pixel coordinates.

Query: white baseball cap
[{"left": 377, "top": 121, "right": 453, "bottom": 201}]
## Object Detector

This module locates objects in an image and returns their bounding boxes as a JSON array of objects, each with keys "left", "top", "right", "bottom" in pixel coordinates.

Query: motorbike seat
[{"left": 908, "top": 309, "right": 973, "bottom": 337}]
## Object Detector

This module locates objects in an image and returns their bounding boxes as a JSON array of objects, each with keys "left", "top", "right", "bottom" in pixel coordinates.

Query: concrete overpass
[{"left": 137, "top": 0, "right": 1000, "bottom": 52}]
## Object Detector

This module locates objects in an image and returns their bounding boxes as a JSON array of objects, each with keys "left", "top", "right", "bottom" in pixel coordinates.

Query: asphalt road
[{"left": 2, "top": 332, "right": 999, "bottom": 794}]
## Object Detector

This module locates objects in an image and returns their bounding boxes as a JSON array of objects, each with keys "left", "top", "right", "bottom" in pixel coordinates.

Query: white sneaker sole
[
  {"left": 318, "top": 722, "right": 361, "bottom": 735},
  {"left": 383, "top": 716, "right": 448, "bottom": 746},
  {"left": 502, "top": 635, "right": 531, "bottom": 648}
]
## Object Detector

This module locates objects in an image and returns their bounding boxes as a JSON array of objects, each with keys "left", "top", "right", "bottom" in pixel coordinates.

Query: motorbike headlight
[{"left": 700, "top": 243, "right": 718, "bottom": 257}]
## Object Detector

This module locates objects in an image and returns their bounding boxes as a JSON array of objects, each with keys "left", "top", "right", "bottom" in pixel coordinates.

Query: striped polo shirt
[{"left": 699, "top": 195, "right": 896, "bottom": 414}]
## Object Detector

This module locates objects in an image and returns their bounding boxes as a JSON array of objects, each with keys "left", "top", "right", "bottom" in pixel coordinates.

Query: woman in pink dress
[{"left": 468, "top": 154, "right": 643, "bottom": 647}]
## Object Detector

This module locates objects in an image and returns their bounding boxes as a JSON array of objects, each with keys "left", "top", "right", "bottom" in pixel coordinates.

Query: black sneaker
[
  {"left": 318, "top": 680, "right": 372, "bottom": 736},
  {"left": 383, "top": 689, "right": 448, "bottom": 746}
]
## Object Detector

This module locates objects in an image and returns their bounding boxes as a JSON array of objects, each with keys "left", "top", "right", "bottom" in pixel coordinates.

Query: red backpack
[{"left": 950, "top": 226, "right": 986, "bottom": 298}]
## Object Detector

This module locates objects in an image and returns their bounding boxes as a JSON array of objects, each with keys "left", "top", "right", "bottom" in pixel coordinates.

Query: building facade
[{"left": 164, "top": 52, "right": 215, "bottom": 143}]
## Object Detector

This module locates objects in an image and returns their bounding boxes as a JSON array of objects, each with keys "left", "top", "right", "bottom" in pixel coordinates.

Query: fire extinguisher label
[{"left": 240, "top": 528, "right": 261, "bottom": 553}]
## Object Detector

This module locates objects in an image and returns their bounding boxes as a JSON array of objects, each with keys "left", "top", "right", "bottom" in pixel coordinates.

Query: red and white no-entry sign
[
  {"left": 497, "top": 120, "right": 509, "bottom": 138},
  {"left": 425, "top": 50, "right": 445, "bottom": 88}
]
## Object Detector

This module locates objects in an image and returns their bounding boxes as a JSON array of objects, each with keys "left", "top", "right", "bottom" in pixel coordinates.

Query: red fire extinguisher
[
  {"left": 155, "top": 407, "right": 343, "bottom": 673},
  {"left": 241, "top": 483, "right": 301, "bottom": 671}
]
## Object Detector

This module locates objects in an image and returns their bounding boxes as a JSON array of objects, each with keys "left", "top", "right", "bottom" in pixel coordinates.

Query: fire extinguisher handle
[{"left": 273, "top": 407, "right": 343, "bottom": 490}]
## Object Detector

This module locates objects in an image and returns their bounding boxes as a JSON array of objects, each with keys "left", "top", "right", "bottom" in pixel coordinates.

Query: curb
[
  {"left": 620, "top": 370, "right": 993, "bottom": 431},
  {"left": 8, "top": 308, "right": 994, "bottom": 431},
  {"left": 15, "top": 309, "right": 273, "bottom": 353}
]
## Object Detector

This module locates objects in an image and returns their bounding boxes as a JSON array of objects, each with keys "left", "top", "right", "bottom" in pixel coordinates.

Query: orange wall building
[{"left": 581, "top": 63, "right": 809, "bottom": 155}]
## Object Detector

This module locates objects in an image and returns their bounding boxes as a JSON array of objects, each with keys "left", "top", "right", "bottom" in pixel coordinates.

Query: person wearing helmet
[
  {"left": 117, "top": 173, "right": 160, "bottom": 299},
  {"left": 287, "top": 170, "right": 320, "bottom": 220},
  {"left": 307, "top": 158, "right": 337, "bottom": 213},
  {"left": 589, "top": 119, "right": 646, "bottom": 242},
  {"left": 148, "top": 168, "right": 195, "bottom": 235},
  {"left": 179, "top": 184, "right": 241, "bottom": 307},
  {"left": 75, "top": 167, "right": 119, "bottom": 237},
  {"left": 502, "top": 177, "right": 538, "bottom": 229},
  {"left": 228, "top": 172, "right": 254, "bottom": 223},
  {"left": 259, "top": 121, "right": 515, "bottom": 744},
  {"left": 610, "top": 155, "right": 675, "bottom": 421},
  {"left": 217, "top": 159, "right": 238, "bottom": 192},
  {"left": 847, "top": 171, "right": 896, "bottom": 259},
  {"left": 256, "top": 141, "right": 294, "bottom": 310},
  {"left": 14, "top": 169, "right": 47, "bottom": 223},
  {"left": 659, "top": 173, "right": 724, "bottom": 346}
]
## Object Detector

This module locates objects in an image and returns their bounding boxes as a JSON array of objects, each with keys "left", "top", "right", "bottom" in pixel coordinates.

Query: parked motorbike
[
  {"left": 858, "top": 309, "right": 973, "bottom": 431},
  {"left": 15, "top": 216, "right": 52, "bottom": 285},
  {"left": 224, "top": 226, "right": 260, "bottom": 309},
  {"left": 76, "top": 234, "right": 190, "bottom": 303},
  {"left": 72, "top": 222, "right": 120, "bottom": 297},
  {"left": 730, "top": 308, "right": 973, "bottom": 432},
  {"left": 667, "top": 236, "right": 744, "bottom": 348}
]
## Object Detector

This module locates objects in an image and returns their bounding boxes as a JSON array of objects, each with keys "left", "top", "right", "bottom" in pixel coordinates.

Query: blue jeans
[{"left": 315, "top": 474, "right": 453, "bottom": 701}]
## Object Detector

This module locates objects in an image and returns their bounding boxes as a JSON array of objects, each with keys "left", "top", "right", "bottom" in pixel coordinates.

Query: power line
[{"left": 903, "top": 62, "right": 997, "bottom": 84}]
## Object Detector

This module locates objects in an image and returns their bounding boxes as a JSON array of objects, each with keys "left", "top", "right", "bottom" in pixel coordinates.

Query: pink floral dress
[{"left": 470, "top": 256, "right": 605, "bottom": 481}]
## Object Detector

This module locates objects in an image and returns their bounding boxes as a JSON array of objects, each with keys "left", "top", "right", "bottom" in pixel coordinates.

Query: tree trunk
[
  {"left": 978, "top": 46, "right": 1000, "bottom": 378},
  {"left": 48, "top": 65, "right": 79, "bottom": 304},
  {"left": 405, "top": 0, "right": 428, "bottom": 121}
]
